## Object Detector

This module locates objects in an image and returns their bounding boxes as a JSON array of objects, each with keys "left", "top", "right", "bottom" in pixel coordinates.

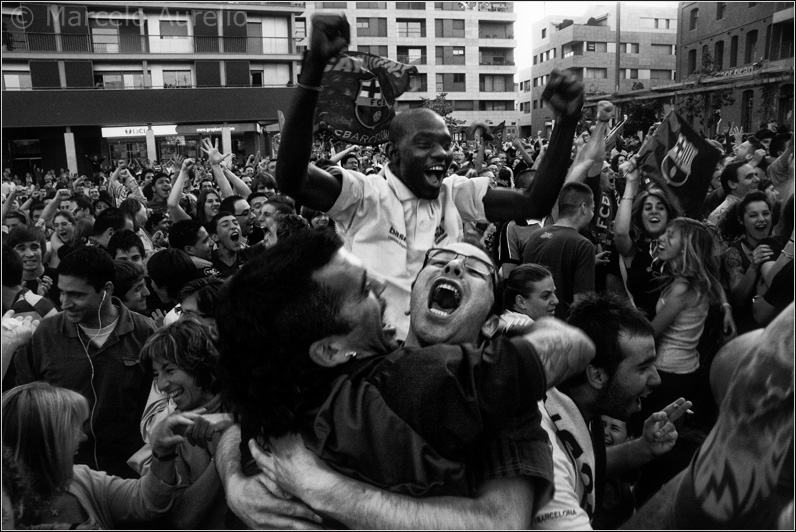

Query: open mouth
[
  {"left": 425, "top": 165, "right": 446, "bottom": 187},
  {"left": 168, "top": 388, "right": 184, "bottom": 402},
  {"left": 428, "top": 279, "right": 462, "bottom": 317},
  {"left": 754, "top": 223, "right": 769, "bottom": 231},
  {"left": 230, "top": 230, "right": 240, "bottom": 243}
]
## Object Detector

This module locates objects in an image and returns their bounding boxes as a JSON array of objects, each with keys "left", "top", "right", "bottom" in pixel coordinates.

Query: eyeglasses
[{"left": 423, "top": 248, "right": 497, "bottom": 287}]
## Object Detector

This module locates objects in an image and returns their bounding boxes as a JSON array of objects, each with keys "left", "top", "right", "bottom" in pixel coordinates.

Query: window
[
  {"left": 3, "top": 72, "right": 32, "bottom": 90},
  {"left": 435, "top": 19, "right": 464, "bottom": 38},
  {"left": 651, "top": 44, "right": 672, "bottom": 55},
  {"left": 687, "top": 49, "right": 697, "bottom": 74},
  {"left": 356, "top": 18, "right": 387, "bottom": 37},
  {"left": 741, "top": 89, "right": 754, "bottom": 131},
  {"left": 689, "top": 8, "right": 698, "bottom": 31},
  {"left": 356, "top": 2, "right": 386, "bottom": 7},
  {"left": 358, "top": 45, "right": 388, "bottom": 56},
  {"left": 398, "top": 46, "right": 426, "bottom": 65},
  {"left": 650, "top": 69, "right": 672, "bottom": 80},
  {"left": 91, "top": 20, "right": 120, "bottom": 53},
  {"left": 454, "top": 100, "right": 474, "bottom": 111},
  {"left": 480, "top": 74, "right": 508, "bottom": 91},
  {"left": 452, "top": 47, "right": 464, "bottom": 56},
  {"left": 702, "top": 44, "right": 709, "bottom": 65},
  {"left": 717, "top": 2, "right": 727, "bottom": 19},
  {"left": 656, "top": 18, "right": 672, "bottom": 29},
  {"left": 584, "top": 68, "right": 607, "bottom": 78},
  {"left": 714, "top": 41, "right": 725, "bottom": 70},
  {"left": 408, "top": 73, "right": 427, "bottom": 92},
  {"left": 622, "top": 68, "right": 638, "bottom": 79},
  {"left": 163, "top": 70, "right": 191, "bottom": 88},
  {"left": 622, "top": 42, "right": 639, "bottom": 54},
  {"left": 315, "top": 2, "right": 347, "bottom": 7},
  {"left": 541, "top": 28, "right": 546, "bottom": 39},
  {"left": 586, "top": 42, "right": 607, "bottom": 52},
  {"left": 436, "top": 73, "right": 466, "bottom": 92},
  {"left": 532, "top": 100, "right": 537, "bottom": 110},
  {"left": 160, "top": 20, "right": 189, "bottom": 37},
  {"left": 730, "top": 35, "right": 739, "bottom": 67},
  {"left": 771, "top": 21, "right": 794, "bottom": 61},
  {"left": 533, "top": 55, "right": 538, "bottom": 65},
  {"left": 396, "top": 2, "right": 424, "bottom": 9},
  {"left": 94, "top": 71, "right": 144, "bottom": 89},
  {"left": 745, "top": 30, "right": 758, "bottom": 63},
  {"left": 397, "top": 19, "right": 425, "bottom": 38},
  {"left": 295, "top": 19, "right": 307, "bottom": 38},
  {"left": 479, "top": 100, "right": 511, "bottom": 111}
]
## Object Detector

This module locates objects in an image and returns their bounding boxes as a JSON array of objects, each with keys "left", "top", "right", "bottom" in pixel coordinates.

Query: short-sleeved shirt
[
  {"left": 497, "top": 218, "right": 547, "bottom": 267},
  {"left": 326, "top": 165, "right": 490, "bottom": 340},
  {"left": 521, "top": 225, "right": 595, "bottom": 319}
]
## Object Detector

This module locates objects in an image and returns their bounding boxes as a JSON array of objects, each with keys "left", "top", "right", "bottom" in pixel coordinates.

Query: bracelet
[
  {"left": 151, "top": 449, "right": 178, "bottom": 462},
  {"left": 621, "top": 196, "right": 634, "bottom": 201},
  {"left": 782, "top": 250, "right": 794, "bottom": 260},
  {"left": 296, "top": 82, "right": 323, "bottom": 92},
  {"left": 721, "top": 302, "right": 732, "bottom": 309}
]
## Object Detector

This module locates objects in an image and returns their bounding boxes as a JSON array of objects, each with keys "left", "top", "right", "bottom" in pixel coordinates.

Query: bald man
[{"left": 278, "top": 14, "right": 585, "bottom": 340}]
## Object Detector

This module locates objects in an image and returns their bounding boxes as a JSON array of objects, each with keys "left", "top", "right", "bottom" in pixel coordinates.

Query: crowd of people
[{"left": 1, "top": 13, "right": 793, "bottom": 531}]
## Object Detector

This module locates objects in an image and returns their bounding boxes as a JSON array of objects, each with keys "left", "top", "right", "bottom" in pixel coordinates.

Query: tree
[
  {"left": 676, "top": 50, "right": 735, "bottom": 135},
  {"left": 421, "top": 93, "right": 466, "bottom": 131}
]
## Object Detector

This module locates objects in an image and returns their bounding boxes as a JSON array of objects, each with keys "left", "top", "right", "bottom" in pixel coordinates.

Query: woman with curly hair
[{"left": 717, "top": 190, "right": 775, "bottom": 334}]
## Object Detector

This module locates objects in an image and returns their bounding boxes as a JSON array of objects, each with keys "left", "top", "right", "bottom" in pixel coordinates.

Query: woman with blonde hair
[
  {"left": 2, "top": 382, "right": 195, "bottom": 529},
  {"left": 643, "top": 218, "right": 734, "bottom": 423}
]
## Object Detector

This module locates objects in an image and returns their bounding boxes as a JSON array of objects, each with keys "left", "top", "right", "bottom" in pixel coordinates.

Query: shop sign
[
  {"left": 101, "top": 125, "right": 177, "bottom": 138},
  {"left": 176, "top": 123, "right": 259, "bottom": 134},
  {"left": 708, "top": 65, "right": 756, "bottom": 79}
]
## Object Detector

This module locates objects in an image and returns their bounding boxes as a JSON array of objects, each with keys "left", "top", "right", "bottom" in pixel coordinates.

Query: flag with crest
[
  {"left": 636, "top": 111, "right": 723, "bottom": 218},
  {"left": 314, "top": 52, "right": 417, "bottom": 146}
]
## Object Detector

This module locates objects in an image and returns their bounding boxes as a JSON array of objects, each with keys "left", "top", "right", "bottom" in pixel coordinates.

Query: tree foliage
[
  {"left": 675, "top": 50, "right": 735, "bottom": 135},
  {"left": 421, "top": 93, "right": 466, "bottom": 131}
]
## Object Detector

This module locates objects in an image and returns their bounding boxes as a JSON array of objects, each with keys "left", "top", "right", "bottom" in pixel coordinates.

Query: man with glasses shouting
[
  {"left": 216, "top": 230, "right": 596, "bottom": 528},
  {"left": 277, "top": 13, "right": 584, "bottom": 341}
]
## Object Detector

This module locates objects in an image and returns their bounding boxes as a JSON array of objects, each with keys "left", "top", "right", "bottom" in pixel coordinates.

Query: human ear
[
  {"left": 385, "top": 142, "right": 400, "bottom": 166},
  {"left": 308, "top": 336, "right": 355, "bottom": 368},
  {"left": 585, "top": 365, "right": 608, "bottom": 390},
  {"left": 480, "top": 314, "right": 501, "bottom": 339}
]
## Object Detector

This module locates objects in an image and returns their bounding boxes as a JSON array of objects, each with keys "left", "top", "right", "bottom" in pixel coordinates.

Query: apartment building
[
  {"left": 302, "top": 1, "right": 519, "bottom": 140},
  {"left": 517, "top": 3, "right": 678, "bottom": 137},
  {"left": 2, "top": 2, "right": 304, "bottom": 175}
]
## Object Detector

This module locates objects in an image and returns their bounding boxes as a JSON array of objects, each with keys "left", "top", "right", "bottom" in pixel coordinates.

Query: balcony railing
[
  {"left": 479, "top": 59, "right": 515, "bottom": 65},
  {"left": 2, "top": 32, "right": 295, "bottom": 55},
  {"left": 397, "top": 54, "right": 427, "bottom": 65},
  {"left": 479, "top": 33, "right": 514, "bottom": 39}
]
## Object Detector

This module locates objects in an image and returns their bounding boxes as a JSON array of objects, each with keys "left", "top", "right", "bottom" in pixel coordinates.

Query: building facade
[
  {"left": 302, "top": 1, "right": 519, "bottom": 140},
  {"left": 672, "top": 1, "right": 794, "bottom": 134},
  {"left": 2, "top": 1, "right": 305, "bottom": 176},
  {"left": 518, "top": 3, "right": 678, "bottom": 137}
]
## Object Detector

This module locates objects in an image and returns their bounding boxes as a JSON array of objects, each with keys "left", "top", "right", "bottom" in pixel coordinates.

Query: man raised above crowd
[{"left": 277, "top": 13, "right": 584, "bottom": 340}]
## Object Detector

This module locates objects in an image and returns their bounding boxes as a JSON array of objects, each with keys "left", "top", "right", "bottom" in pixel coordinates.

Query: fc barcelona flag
[
  {"left": 636, "top": 111, "right": 723, "bottom": 218},
  {"left": 313, "top": 52, "right": 418, "bottom": 146}
]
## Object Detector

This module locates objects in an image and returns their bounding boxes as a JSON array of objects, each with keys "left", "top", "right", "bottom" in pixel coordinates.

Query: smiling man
[
  {"left": 13, "top": 246, "right": 156, "bottom": 479},
  {"left": 532, "top": 292, "right": 689, "bottom": 530},
  {"left": 277, "top": 14, "right": 583, "bottom": 340}
]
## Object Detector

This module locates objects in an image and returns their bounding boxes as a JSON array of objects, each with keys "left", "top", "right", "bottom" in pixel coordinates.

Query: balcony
[
  {"left": 397, "top": 54, "right": 427, "bottom": 65},
  {"left": 479, "top": 57, "right": 515, "bottom": 66},
  {"left": 2, "top": 32, "right": 295, "bottom": 55}
]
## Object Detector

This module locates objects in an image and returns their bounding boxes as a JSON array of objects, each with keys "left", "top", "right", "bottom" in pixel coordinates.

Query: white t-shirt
[
  {"left": 326, "top": 165, "right": 490, "bottom": 340},
  {"left": 533, "top": 392, "right": 594, "bottom": 530}
]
